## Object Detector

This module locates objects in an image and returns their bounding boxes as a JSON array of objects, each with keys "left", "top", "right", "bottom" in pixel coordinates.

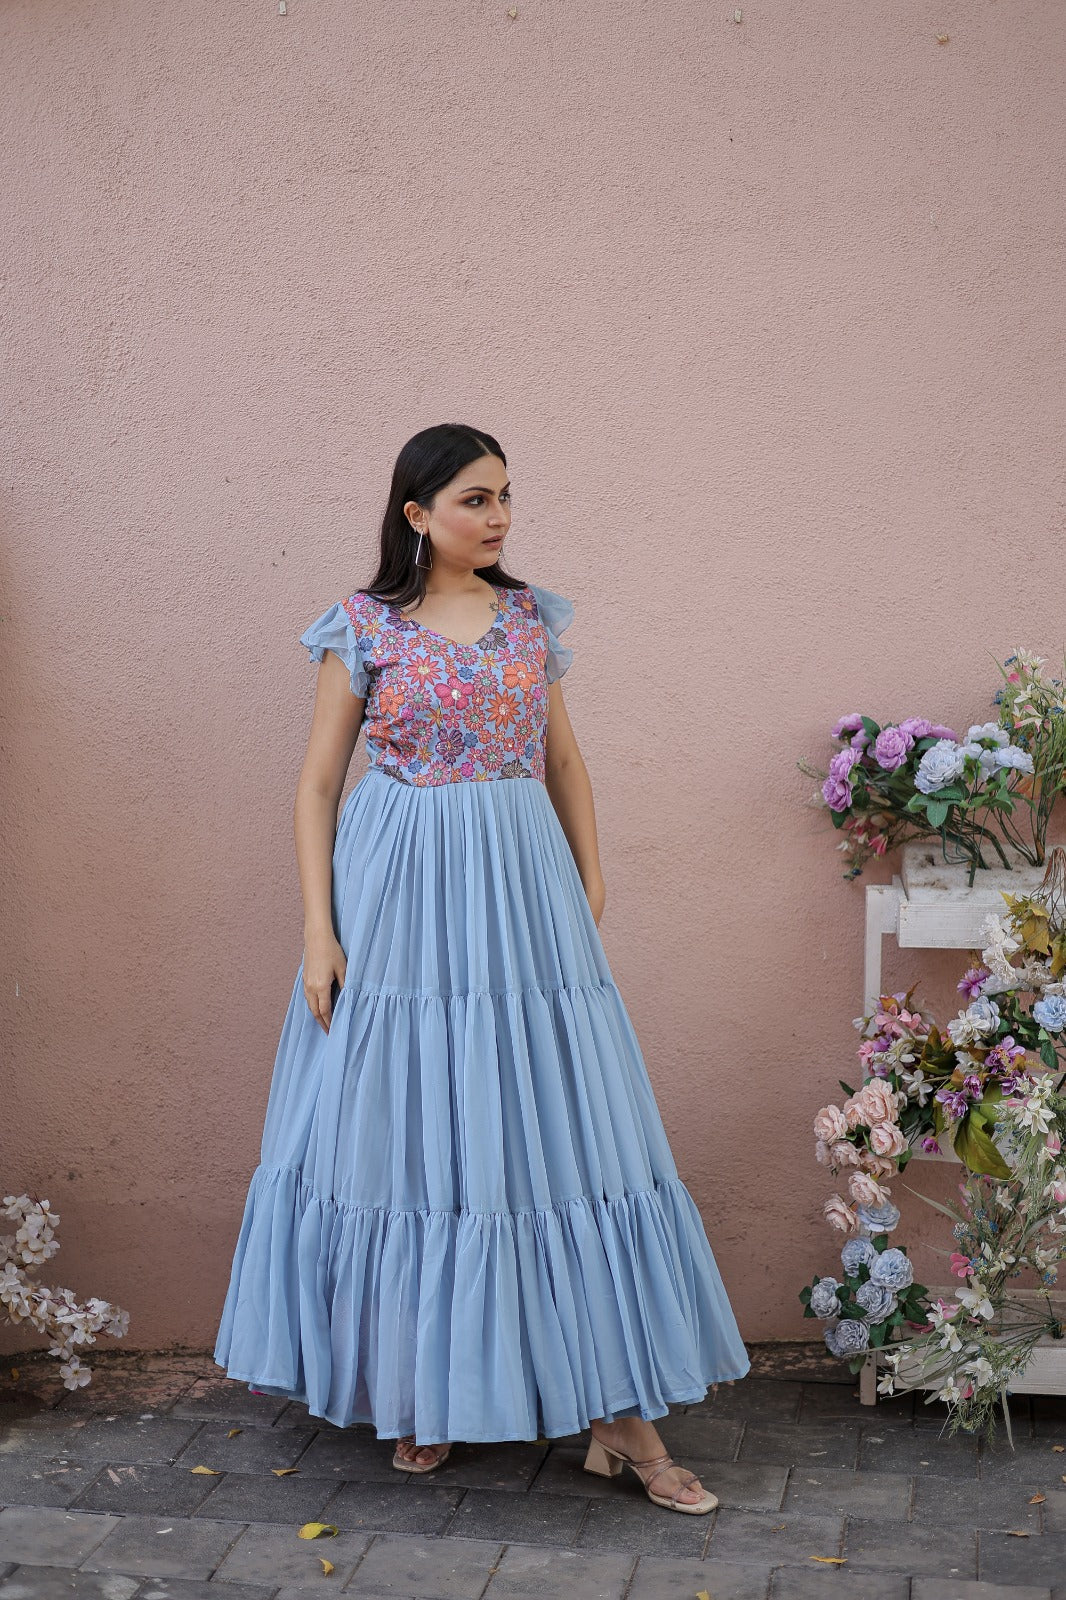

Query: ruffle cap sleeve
[
  {"left": 299, "top": 597, "right": 371, "bottom": 699},
  {"left": 527, "top": 582, "right": 575, "bottom": 683}
]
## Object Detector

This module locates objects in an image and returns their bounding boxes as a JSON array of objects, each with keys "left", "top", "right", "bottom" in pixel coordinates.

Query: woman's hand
[
  {"left": 583, "top": 870, "right": 606, "bottom": 926},
  {"left": 302, "top": 931, "right": 347, "bottom": 1033}
]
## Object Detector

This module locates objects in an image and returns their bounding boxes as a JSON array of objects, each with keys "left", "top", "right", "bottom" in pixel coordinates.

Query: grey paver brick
[
  {"left": 0, "top": 1455, "right": 100, "bottom": 1508},
  {"left": 691, "top": 1462, "right": 789, "bottom": 1512},
  {"left": 796, "top": 1384, "right": 864, "bottom": 1419},
  {"left": 0, "top": 1569, "right": 141, "bottom": 1599},
  {"left": 911, "top": 1473, "right": 1042, "bottom": 1532},
  {"left": 707, "top": 1510, "right": 845, "bottom": 1566},
  {"left": 323, "top": 1478, "right": 465, "bottom": 1537},
  {"left": 167, "top": 1379, "right": 290, "bottom": 1426},
  {"left": 739, "top": 1426, "right": 860, "bottom": 1470},
  {"left": 655, "top": 1414, "right": 744, "bottom": 1460},
  {"left": 211, "top": 1521, "right": 372, "bottom": 1586},
  {"left": 443, "top": 1487, "right": 588, "bottom": 1548},
  {"left": 481, "top": 1540, "right": 634, "bottom": 1598},
  {"left": 133, "top": 1581, "right": 276, "bottom": 1600},
  {"left": 914, "top": 1581, "right": 1051, "bottom": 1600},
  {"left": 846, "top": 1517, "right": 978, "bottom": 1578},
  {"left": 289, "top": 1429, "right": 415, "bottom": 1482},
  {"left": 171, "top": 1420, "right": 315, "bottom": 1474},
  {"left": 979, "top": 1442, "right": 1066, "bottom": 1485},
  {"left": 569, "top": 1491, "right": 709, "bottom": 1558},
  {"left": 189, "top": 1467, "right": 339, "bottom": 1524},
  {"left": 528, "top": 1445, "right": 641, "bottom": 1499},
  {"left": 0, "top": 1417, "right": 203, "bottom": 1466},
  {"left": 71, "top": 1463, "right": 218, "bottom": 1518},
  {"left": 79, "top": 1513, "right": 243, "bottom": 1580},
  {"left": 979, "top": 1531, "right": 1066, "bottom": 1588},
  {"left": 685, "top": 1378, "right": 804, "bottom": 1422},
  {"left": 402, "top": 1441, "right": 548, "bottom": 1492},
  {"left": 771, "top": 1566, "right": 910, "bottom": 1600},
  {"left": 858, "top": 1426, "right": 979, "bottom": 1477},
  {"left": 629, "top": 1553, "right": 772, "bottom": 1600},
  {"left": 1041, "top": 1489, "right": 1066, "bottom": 1533},
  {"left": 0, "top": 1506, "right": 120, "bottom": 1566},
  {"left": 338, "top": 1531, "right": 503, "bottom": 1597},
  {"left": 783, "top": 1468, "right": 912, "bottom": 1520}
]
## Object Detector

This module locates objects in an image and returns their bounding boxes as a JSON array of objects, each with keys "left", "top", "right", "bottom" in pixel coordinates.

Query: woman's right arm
[{"left": 294, "top": 650, "right": 366, "bottom": 1032}]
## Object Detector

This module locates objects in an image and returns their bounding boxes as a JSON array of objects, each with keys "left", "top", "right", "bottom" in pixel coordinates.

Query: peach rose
[
  {"left": 861, "top": 1153, "right": 899, "bottom": 1180},
  {"left": 848, "top": 1171, "right": 892, "bottom": 1207},
  {"left": 814, "top": 1105, "right": 848, "bottom": 1143},
  {"left": 831, "top": 1140, "right": 862, "bottom": 1168},
  {"left": 857, "top": 1080, "right": 900, "bottom": 1125},
  {"left": 824, "top": 1193, "right": 858, "bottom": 1232},
  {"left": 869, "top": 1121, "right": 907, "bottom": 1159},
  {"left": 815, "top": 1139, "right": 832, "bottom": 1166},
  {"left": 842, "top": 1095, "right": 867, "bottom": 1130}
]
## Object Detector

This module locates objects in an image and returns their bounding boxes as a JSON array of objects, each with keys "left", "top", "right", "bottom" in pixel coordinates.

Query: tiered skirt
[{"left": 213, "top": 765, "right": 749, "bottom": 1442}]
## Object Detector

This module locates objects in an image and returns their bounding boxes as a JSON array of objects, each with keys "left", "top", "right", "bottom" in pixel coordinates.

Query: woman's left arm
[{"left": 543, "top": 678, "right": 606, "bottom": 924}]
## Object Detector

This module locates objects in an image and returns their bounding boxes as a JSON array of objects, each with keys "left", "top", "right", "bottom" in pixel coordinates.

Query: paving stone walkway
[{"left": 1, "top": 1346, "right": 1065, "bottom": 1600}]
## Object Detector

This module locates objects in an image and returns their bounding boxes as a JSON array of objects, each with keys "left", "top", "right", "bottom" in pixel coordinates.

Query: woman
[{"left": 214, "top": 423, "right": 749, "bottom": 1516}]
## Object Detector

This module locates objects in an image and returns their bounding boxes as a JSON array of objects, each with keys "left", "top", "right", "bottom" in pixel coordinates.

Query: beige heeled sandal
[
  {"left": 583, "top": 1435, "right": 718, "bottom": 1514},
  {"left": 391, "top": 1435, "right": 452, "bottom": 1473}
]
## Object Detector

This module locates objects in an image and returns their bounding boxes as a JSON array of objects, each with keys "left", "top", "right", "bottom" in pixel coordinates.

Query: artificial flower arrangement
[
  {"left": 800, "top": 855, "right": 1066, "bottom": 1440},
  {"left": 1, "top": 1192, "right": 129, "bottom": 1390},
  {"left": 798, "top": 650, "right": 1066, "bottom": 882}
]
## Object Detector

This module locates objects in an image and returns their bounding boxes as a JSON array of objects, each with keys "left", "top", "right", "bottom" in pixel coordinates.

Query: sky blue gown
[{"left": 213, "top": 580, "right": 749, "bottom": 1442}]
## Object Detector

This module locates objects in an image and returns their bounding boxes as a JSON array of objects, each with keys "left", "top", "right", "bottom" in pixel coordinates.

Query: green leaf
[
  {"left": 860, "top": 716, "right": 881, "bottom": 739},
  {"left": 870, "top": 1323, "right": 888, "bottom": 1348},
  {"left": 950, "top": 1110, "right": 1012, "bottom": 1179},
  {"left": 926, "top": 800, "right": 951, "bottom": 828}
]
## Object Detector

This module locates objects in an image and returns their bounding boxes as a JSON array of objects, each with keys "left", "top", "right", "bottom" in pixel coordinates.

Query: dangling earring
[{"left": 413, "top": 523, "right": 433, "bottom": 570}]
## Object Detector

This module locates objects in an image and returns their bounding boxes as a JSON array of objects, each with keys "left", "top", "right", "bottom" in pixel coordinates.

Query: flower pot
[{"left": 900, "top": 840, "right": 1049, "bottom": 900}]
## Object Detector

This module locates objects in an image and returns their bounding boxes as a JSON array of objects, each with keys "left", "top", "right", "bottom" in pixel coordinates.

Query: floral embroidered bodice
[{"left": 300, "top": 581, "right": 574, "bottom": 787}]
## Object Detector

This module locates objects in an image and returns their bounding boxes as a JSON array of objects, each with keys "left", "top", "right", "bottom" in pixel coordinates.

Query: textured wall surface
[{"left": 2, "top": 0, "right": 1064, "bottom": 1359}]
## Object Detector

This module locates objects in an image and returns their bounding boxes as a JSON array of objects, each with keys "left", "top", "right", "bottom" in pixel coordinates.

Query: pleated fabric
[{"left": 213, "top": 765, "right": 750, "bottom": 1441}]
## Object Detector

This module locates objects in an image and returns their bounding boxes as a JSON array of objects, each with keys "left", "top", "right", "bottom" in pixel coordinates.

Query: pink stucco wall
[{"left": 3, "top": 0, "right": 1065, "bottom": 1359}]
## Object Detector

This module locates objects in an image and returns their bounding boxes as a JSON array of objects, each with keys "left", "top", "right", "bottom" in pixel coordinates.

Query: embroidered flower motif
[{"left": 334, "top": 585, "right": 559, "bottom": 786}]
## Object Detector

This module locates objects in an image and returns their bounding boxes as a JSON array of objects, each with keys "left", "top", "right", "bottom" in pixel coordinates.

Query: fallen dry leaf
[
  {"left": 697, "top": 1591, "right": 712, "bottom": 1600},
  {"left": 297, "top": 1522, "right": 338, "bottom": 1540},
  {"left": 272, "top": 1467, "right": 299, "bottom": 1477},
  {"left": 1029, "top": 1493, "right": 1046, "bottom": 1505},
  {"left": 9, "top": 1368, "right": 18, "bottom": 1380},
  {"left": 226, "top": 1428, "right": 242, "bottom": 1439},
  {"left": 1053, "top": 1445, "right": 1065, "bottom": 1453},
  {"left": 1007, "top": 1530, "right": 1031, "bottom": 1538},
  {"left": 319, "top": 1557, "right": 335, "bottom": 1575},
  {"left": 810, "top": 1557, "right": 847, "bottom": 1565},
  {"left": 189, "top": 1466, "right": 221, "bottom": 1476},
  {"left": 936, "top": 33, "right": 950, "bottom": 44}
]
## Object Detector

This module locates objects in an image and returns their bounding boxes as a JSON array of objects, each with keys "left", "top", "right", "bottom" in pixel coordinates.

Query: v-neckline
[{"left": 394, "top": 585, "right": 509, "bottom": 651}]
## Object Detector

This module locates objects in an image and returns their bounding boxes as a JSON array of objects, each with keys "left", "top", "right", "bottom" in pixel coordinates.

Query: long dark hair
[{"left": 357, "top": 423, "right": 527, "bottom": 610}]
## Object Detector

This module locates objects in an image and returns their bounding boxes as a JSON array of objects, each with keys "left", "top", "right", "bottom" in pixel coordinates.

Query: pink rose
[
  {"left": 815, "top": 1139, "right": 832, "bottom": 1166},
  {"left": 869, "top": 1122, "right": 907, "bottom": 1159},
  {"left": 814, "top": 1105, "right": 849, "bottom": 1143},
  {"left": 858, "top": 1152, "right": 898, "bottom": 1179},
  {"left": 831, "top": 1140, "right": 862, "bottom": 1168},
  {"left": 824, "top": 1193, "right": 858, "bottom": 1232},
  {"left": 842, "top": 1095, "right": 867, "bottom": 1131},
  {"left": 848, "top": 1171, "right": 892, "bottom": 1207},
  {"left": 858, "top": 1081, "right": 900, "bottom": 1125}
]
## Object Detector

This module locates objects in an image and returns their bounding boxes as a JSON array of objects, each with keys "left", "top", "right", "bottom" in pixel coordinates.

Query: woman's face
[{"left": 407, "top": 454, "right": 511, "bottom": 571}]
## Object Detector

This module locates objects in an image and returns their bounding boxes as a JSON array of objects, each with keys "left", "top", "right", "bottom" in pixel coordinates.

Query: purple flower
[
  {"left": 873, "top": 726, "right": 915, "bottom": 771},
  {"left": 822, "top": 774, "right": 854, "bottom": 813},
  {"left": 898, "top": 717, "right": 934, "bottom": 738},
  {"left": 935, "top": 1087, "right": 970, "bottom": 1120},
  {"left": 957, "top": 966, "right": 991, "bottom": 1001},
  {"left": 920, "top": 1136, "right": 942, "bottom": 1154},
  {"left": 829, "top": 746, "right": 862, "bottom": 780},
  {"left": 832, "top": 713, "right": 866, "bottom": 739},
  {"left": 963, "top": 1073, "right": 983, "bottom": 1097},
  {"left": 928, "top": 723, "right": 959, "bottom": 741}
]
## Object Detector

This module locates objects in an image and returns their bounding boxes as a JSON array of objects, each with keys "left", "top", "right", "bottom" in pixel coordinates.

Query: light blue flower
[
  {"left": 824, "top": 1318, "right": 871, "bottom": 1358},
  {"left": 855, "top": 1200, "right": 902, "bottom": 1235},
  {"left": 841, "top": 1238, "right": 878, "bottom": 1276},
  {"left": 810, "top": 1278, "right": 843, "bottom": 1319},
  {"left": 967, "top": 996, "right": 1001, "bottom": 1032},
  {"left": 869, "top": 1247, "right": 914, "bottom": 1291},
  {"left": 993, "top": 745, "right": 1035, "bottom": 774},
  {"left": 914, "top": 740, "right": 966, "bottom": 795},
  {"left": 1034, "top": 995, "right": 1066, "bottom": 1033},
  {"left": 855, "top": 1281, "right": 898, "bottom": 1321},
  {"left": 966, "top": 722, "right": 1010, "bottom": 747}
]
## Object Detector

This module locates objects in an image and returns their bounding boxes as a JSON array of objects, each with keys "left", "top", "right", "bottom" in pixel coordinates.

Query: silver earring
[{"left": 413, "top": 524, "right": 433, "bottom": 570}]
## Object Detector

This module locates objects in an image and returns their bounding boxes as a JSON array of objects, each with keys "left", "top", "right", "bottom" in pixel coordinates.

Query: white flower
[
  {"left": 877, "top": 1370, "right": 897, "bottom": 1396},
  {"left": 937, "top": 1377, "right": 964, "bottom": 1404},
  {"left": 980, "top": 915, "right": 1022, "bottom": 981},
  {"left": 899, "top": 1067, "right": 933, "bottom": 1106},
  {"left": 957, "top": 1283, "right": 995, "bottom": 1320},
  {"left": 962, "top": 1356, "right": 995, "bottom": 1386}
]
